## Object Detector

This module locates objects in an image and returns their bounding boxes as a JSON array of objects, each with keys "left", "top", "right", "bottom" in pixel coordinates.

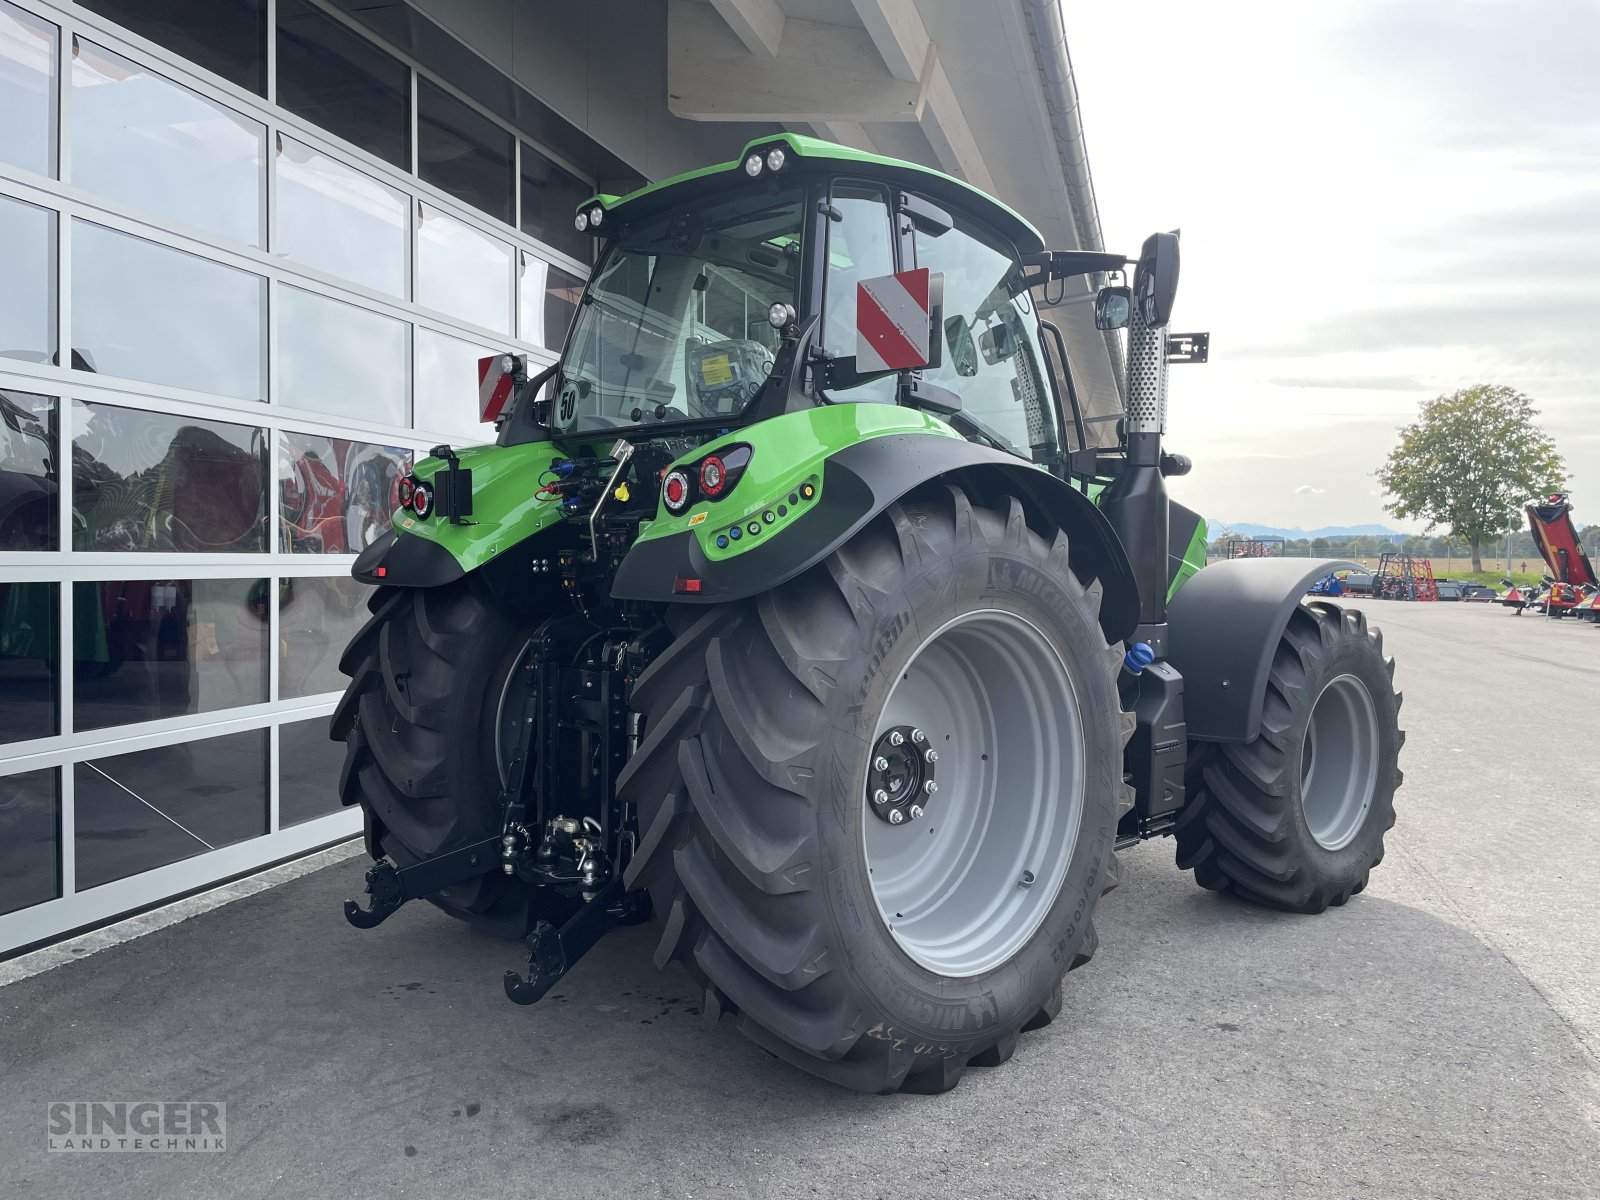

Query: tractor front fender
[
  {"left": 1166, "top": 557, "right": 1360, "bottom": 743},
  {"left": 612, "top": 431, "right": 1140, "bottom": 644}
]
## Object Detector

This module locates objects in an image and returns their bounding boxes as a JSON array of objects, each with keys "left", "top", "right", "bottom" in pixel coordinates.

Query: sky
[{"left": 1061, "top": 0, "right": 1600, "bottom": 531}]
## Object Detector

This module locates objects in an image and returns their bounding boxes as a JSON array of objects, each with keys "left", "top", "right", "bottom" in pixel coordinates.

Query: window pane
[
  {"left": 77, "top": 0, "right": 265, "bottom": 94},
  {"left": 72, "top": 578, "right": 268, "bottom": 732},
  {"left": 71, "top": 39, "right": 264, "bottom": 247},
  {"left": 0, "top": 582, "right": 57, "bottom": 743},
  {"left": 0, "top": 1, "right": 56, "bottom": 176},
  {"left": 73, "top": 401, "right": 268, "bottom": 553},
  {"left": 278, "top": 285, "right": 408, "bottom": 426},
  {"left": 279, "top": 431, "right": 411, "bottom": 553},
  {"left": 417, "top": 203, "right": 512, "bottom": 334},
  {"left": 418, "top": 78, "right": 512, "bottom": 225},
  {"left": 75, "top": 729, "right": 267, "bottom": 890},
  {"left": 915, "top": 217, "right": 1055, "bottom": 460},
  {"left": 72, "top": 221, "right": 265, "bottom": 400},
  {"left": 276, "top": 0, "right": 409, "bottom": 171},
  {"left": 279, "top": 717, "right": 342, "bottom": 827},
  {"left": 518, "top": 254, "right": 583, "bottom": 349},
  {"left": 279, "top": 574, "right": 368, "bottom": 699},
  {"left": 275, "top": 135, "right": 407, "bottom": 297},
  {"left": 520, "top": 143, "right": 590, "bottom": 262},
  {"left": 0, "top": 194, "right": 56, "bottom": 366},
  {"left": 0, "top": 767, "right": 58, "bottom": 916},
  {"left": 0, "top": 389, "right": 56, "bottom": 549},
  {"left": 823, "top": 183, "right": 897, "bottom": 403},
  {"left": 415, "top": 327, "right": 498, "bottom": 441}
]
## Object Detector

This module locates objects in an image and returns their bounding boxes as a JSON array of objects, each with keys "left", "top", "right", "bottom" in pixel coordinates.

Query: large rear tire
[
  {"left": 330, "top": 581, "right": 539, "bottom": 937},
  {"left": 1173, "top": 601, "right": 1402, "bottom": 913},
  {"left": 619, "top": 482, "right": 1132, "bottom": 1093}
]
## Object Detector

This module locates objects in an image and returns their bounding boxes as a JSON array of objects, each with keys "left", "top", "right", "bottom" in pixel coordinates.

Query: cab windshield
[{"left": 553, "top": 188, "right": 804, "bottom": 433}]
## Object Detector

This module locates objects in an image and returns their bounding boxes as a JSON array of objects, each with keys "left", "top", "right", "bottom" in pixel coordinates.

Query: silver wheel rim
[
  {"left": 862, "top": 610, "right": 1085, "bottom": 978},
  {"left": 1300, "top": 673, "right": 1379, "bottom": 851}
]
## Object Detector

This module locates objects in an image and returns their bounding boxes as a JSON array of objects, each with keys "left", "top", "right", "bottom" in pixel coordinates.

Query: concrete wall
[{"left": 402, "top": 0, "right": 779, "bottom": 184}]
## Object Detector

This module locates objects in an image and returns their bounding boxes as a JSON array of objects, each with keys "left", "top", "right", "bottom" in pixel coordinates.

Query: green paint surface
[
  {"left": 579, "top": 132, "right": 1044, "bottom": 251},
  {"left": 1168, "top": 518, "right": 1209, "bottom": 600},
  {"left": 395, "top": 441, "right": 568, "bottom": 573},
  {"left": 637, "top": 404, "right": 961, "bottom": 555}
]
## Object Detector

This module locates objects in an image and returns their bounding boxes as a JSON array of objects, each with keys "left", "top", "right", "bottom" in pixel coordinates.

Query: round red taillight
[
  {"left": 663, "top": 469, "right": 691, "bottom": 513},
  {"left": 699, "top": 455, "right": 727, "bottom": 497},
  {"left": 397, "top": 476, "right": 415, "bottom": 507},
  {"left": 411, "top": 483, "right": 433, "bottom": 518}
]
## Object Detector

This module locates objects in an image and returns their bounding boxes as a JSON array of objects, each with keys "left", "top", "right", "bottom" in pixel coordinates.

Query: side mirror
[
  {"left": 944, "top": 314, "right": 978, "bottom": 376},
  {"left": 1133, "top": 231, "right": 1180, "bottom": 328},
  {"left": 1094, "top": 286, "right": 1132, "bottom": 330}
]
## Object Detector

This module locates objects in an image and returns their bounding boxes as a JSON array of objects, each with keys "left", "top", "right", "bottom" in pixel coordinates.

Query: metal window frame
[{"left": 0, "top": 0, "right": 614, "bottom": 950}]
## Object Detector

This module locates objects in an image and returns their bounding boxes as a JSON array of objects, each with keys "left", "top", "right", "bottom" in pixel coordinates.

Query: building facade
[{"left": 0, "top": 0, "right": 1114, "bottom": 955}]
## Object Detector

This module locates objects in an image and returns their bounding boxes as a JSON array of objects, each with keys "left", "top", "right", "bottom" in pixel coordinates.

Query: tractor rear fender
[
  {"left": 612, "top": 427, "right": 1141, "bottom": 645},
  {"left": 1166, "top": 557, "right": 1360, "bottom": 743}
]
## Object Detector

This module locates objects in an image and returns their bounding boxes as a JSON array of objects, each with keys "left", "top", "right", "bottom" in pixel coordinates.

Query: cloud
[
  {"left": 1269, "top": 375, "right": 1430, "bottom": 391},
  {"left": 1294, "top": 485, "right": 1327, "bottom": 496},
  {"left": 1332, "top": 0, "right": 1600, "bottom": 157}
]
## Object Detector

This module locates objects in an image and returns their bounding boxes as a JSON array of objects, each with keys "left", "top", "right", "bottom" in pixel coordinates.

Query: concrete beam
[
  {"left": 847, "top": 0, "right": 991, "bottom": 188},
  {"left": 668, "top": 0, "right": 924, "bottom": 124},
  {"left": 708, "top": 0, "right": 784, "bottom": 58}
]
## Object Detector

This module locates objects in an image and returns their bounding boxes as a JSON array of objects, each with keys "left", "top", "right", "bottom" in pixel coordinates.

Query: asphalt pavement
[{"left": 2, "top": 598, "right": 1597, "bottom": 1199}]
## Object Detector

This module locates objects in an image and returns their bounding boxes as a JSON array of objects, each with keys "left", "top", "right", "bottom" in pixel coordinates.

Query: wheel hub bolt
[
  {"left": 923, "top": 780, "right": 938, "bottom": 795},
  {"left": 923, "top": 748, "right": 938, "bottom": 764},
  {"left": 888, "top": 731, "right": 905, "bottom": 747},
  {"left": 889, "top": 809, "right": 905, "bottom": 825},
  {"left": 873, "top": 755, "right": 889, "bottom": 772},
  {"left": 872, "top": 788, "right": 888, "bottom": 805},
  {"left": 911, "top": 729, "right": 926, "bottom": 745},
  {"left": 909, "top": 804, "right": 924, "bottom": 821}
]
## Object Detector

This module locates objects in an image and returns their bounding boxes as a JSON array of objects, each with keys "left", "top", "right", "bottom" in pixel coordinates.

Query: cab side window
[
  {"left": 914, "top": 214, "right": 1057, "bottom": 461},
  {"left": 822, "top": 181, "right": 898, "bottom": 403}
]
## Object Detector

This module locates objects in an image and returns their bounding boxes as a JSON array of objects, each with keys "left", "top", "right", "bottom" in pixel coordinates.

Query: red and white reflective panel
[
  {"left": 856, "top": 268, "right": 931, "bottom": 372},
  {"left": 478, "top": 354, "right": 516, "bottom": 423}
]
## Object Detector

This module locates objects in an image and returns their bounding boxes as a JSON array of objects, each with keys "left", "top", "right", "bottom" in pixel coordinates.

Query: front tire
[
  {"left": 330, "top": 581, "right": 540, "bottom": 936},
  {"left": 1174, "top": 601, "right": 1402, "bottom": 912},
  {"left": 619, "top": 482, "right": 1132, "bottom": 1093}
]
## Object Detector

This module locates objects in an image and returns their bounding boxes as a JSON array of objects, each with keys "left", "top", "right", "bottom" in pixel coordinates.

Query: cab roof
[{"left": 577, "top": 132, "right": 1045, "bottom": 254}]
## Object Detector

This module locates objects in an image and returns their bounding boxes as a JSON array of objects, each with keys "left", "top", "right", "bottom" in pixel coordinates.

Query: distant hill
[{"left": 1208, "top": 521, "right": 1409, "bottom": 542}]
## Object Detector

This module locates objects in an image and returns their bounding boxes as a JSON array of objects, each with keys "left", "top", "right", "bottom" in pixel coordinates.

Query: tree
[
  {"left": 1311, "top": 536, "right": 1329, "bottom": 554},
  {"left": 1377, "top": 385, "right": 1566, "bottom": 572}
]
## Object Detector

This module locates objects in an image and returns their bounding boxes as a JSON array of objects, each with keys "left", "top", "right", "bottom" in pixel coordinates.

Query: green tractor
[{"left": 334, "top": 134, "right": 1402, "bottom": 1093}]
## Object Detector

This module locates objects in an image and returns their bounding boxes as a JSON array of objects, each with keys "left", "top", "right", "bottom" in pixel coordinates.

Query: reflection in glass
[
  {"left": 418, "top": 78, "right": 513, "bottom": 224},
  {"left": 0, "top": 767, "right": 58, "bottom": 916},
  {"left": 72, "top": 401, "right": 267, "bottom": 553},
  {"left": 72, "top": 578, "right": 268, "bottom": 732},
  {"left": 520, "top": 143, "right": 591, "bottom": 264},
  {"left": 279, "top": 717, "right": 343, "bottom": 827},
  {"left": 279, "top": 575, "right": 368, "bottom": 699},
  {"left": 519, "top": 254, "right": 584, "bottom": 349},
  {"left": 0, "top": 195, "right": 56, "bottom": 366},
  {"left": 75, "top": 729, "right": 267, "bottom": 889},
  {"left": 0, "top": 389, "right": 56, "bottom": 550},
  {"left": 415, "top": 327, "right": 497, "bottom": 441},
  {"left": 279, "top": 431, "right": 410, "bottom": 554},
  {"left": 72, "top": 221, "right": 266, "bottom": 400},
  {"left": 0, "top": 1, "right": 57, "bottom": 176},
  {"left": 0, "top": 582, "right": 57, "bottom": 744},
  {"left": 275, "top": 136, "right": 407, "bottom": 297},
  {"left": 77, "top": 0, "right": 266, "bottom": 94},
  {"left": 416, "top": 203, "right": 512, "bottom": 334},
  {"left": 276, "top": 0, "right": 410, "bottom": 170},
  {"left": 278, "top": 285, "right": 408, "bottom": 426},
  {"left": 71, "top": 39, "right": 264, "bottom": 247}
]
